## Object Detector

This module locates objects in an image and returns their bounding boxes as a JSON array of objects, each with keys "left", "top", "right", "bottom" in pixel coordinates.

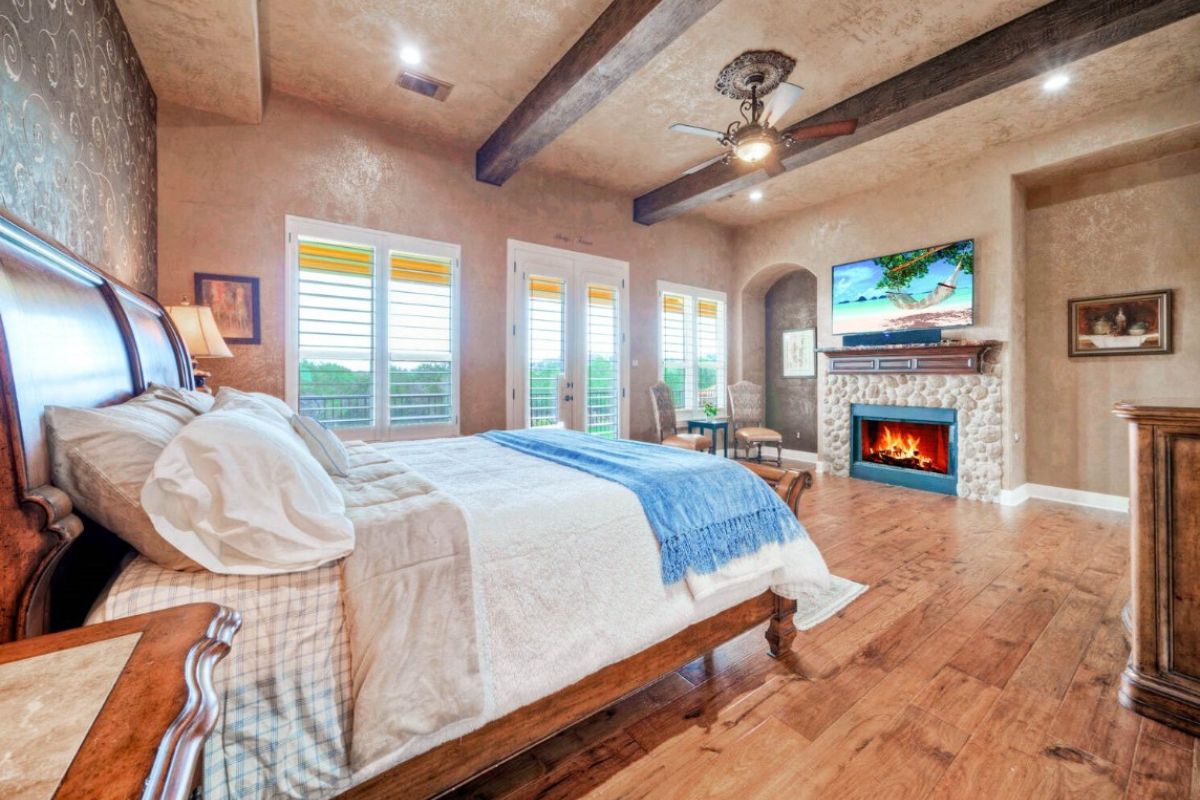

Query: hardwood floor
[{"left": 448, "top": 471, "right": 1197, "bottom": 799}]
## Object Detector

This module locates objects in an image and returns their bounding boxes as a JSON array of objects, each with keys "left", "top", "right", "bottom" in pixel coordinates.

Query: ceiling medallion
[{"left": 714, "top": 50, "right": 796, "bottom": 100}]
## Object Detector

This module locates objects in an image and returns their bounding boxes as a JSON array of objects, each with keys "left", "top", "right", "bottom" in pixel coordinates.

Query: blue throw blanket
[{"left": 479, "top": 428, "right": 805, "bottom": 584}]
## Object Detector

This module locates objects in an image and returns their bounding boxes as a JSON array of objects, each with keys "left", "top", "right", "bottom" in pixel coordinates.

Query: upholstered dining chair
[
  {"left": 649, "top": 382, "right": 712, "bottom": 452},
  {"left": 727, "top": 380, "right": 783, "bottom": 466}
]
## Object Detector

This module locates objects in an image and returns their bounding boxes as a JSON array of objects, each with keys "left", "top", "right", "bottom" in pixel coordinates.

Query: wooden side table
[
  {"left": 686, "top": 417, "right": 730, "bottom": 457},
  {"left": 0, "top": 603, "right": 240, "bottom": 800}
]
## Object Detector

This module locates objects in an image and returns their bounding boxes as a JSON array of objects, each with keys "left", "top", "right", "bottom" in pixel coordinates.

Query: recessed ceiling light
[
  {"left": 749, "top": 189, "right": 764, "bottom": 202},
  {"left": 1042, "top": 73, "right": 1070, "bottom": 92},
  {"left": 400, "top": 46, "right": 422, "bottom": 66}
]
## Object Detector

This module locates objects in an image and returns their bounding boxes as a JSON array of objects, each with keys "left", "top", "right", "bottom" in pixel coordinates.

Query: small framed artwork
[
  {"left": 782, "top": 327, "right": 816, "bottom": 378},
  {"left": 194, "top": 272, "right": 261, "bottom": 345},
  {"left": 1068, "top": 290, "right": 1172, "bottom": 357}
]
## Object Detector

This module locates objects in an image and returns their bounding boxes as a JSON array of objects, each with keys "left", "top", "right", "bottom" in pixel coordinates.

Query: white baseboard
[
  {"left": 999, "top": 482, "right": 1128, "bottom": 513},
  {"left": 780, "top": 447, "right": 820, "bottom": 465}
]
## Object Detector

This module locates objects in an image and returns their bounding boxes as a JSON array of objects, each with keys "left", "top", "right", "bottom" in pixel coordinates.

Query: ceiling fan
[{"left": 670, "top": 50, "right": 858, "bottom": 178}]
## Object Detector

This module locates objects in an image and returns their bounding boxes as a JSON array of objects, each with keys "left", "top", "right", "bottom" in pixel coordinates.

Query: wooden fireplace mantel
[{"left": 819, "top": 341, "right": 1000, "bottom": 375}]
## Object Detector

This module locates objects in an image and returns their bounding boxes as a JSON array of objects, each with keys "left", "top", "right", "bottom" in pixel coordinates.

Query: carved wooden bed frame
[{"left": 0, "top": 210, "right": 814, "bottom": 798}]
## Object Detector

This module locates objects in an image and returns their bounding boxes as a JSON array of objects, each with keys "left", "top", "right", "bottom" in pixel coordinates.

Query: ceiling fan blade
[
  {"left": 786, "top": 119, "right": 859, "bottom": 140},
  {"left": 763, "top": 151, "right": 786, "bottom": 178},
  {"left": 669, "top": 123, "right": 725, "bottom": 140},
  {"left": 681, "top": 152, "right": 727, "bottom": 176},
  {"left": 762, "top": 82, "right": 804, "bottom": 128}
]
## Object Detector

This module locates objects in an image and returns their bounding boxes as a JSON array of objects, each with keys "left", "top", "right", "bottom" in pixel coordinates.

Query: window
[
  {"left": 286, "top": 216, "right": 459, "bottom": 440},
  {"left": 657, "top": 281, "right": 726, "bottom": 417}
]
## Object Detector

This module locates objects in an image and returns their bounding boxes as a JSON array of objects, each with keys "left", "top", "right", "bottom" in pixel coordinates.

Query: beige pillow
[{"left": 45, "top": 393, "right": 204, "bottom": 571}]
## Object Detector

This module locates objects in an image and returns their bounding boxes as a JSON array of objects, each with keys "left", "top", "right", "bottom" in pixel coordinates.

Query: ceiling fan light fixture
[{"left": 732, "top": 128, "right": 776, "bottom": 163}]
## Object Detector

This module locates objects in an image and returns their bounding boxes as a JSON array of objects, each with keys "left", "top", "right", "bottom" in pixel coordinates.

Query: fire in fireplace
[
  {"left": 849, "top": 403, "right": 958, "bottom": 495},
  {"left": 860, "top": 420, "right": 950, "bottom": 474}
]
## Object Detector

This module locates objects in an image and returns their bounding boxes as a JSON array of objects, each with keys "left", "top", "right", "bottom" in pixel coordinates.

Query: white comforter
[{"left": 92, "top": 436, "right": 833, "bottom": 798}]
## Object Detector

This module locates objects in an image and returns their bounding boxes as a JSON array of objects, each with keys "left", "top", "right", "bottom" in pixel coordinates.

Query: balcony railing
[{"left": 300, "top": 392, "right": 452, "bottom": 429}]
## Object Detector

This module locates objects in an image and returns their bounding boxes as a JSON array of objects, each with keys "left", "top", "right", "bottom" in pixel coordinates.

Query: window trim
[
  {"left": 285, "top": 214, "right": 461, "bottom": 441},
  {"left": 656, "top": 280, "right": 728, "bottom": 421}
]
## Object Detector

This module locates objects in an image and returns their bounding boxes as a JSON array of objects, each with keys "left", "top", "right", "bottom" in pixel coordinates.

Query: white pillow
[
  {"left": 147, "top": 382, "right": 215, "bottom": 414},
  {"left": 141, "top": 407, "right": 355, "bottom": 575},
  {"left": 291, "top": 414, "right": 350, "bottom": 477},
  {"left": 211, "top": 386, "right": 293, "bottom": 432}
]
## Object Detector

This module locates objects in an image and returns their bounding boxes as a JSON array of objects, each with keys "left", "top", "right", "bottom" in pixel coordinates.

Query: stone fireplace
[{"left": 822, "top": 344, "right": 1004, "bottom": 501}]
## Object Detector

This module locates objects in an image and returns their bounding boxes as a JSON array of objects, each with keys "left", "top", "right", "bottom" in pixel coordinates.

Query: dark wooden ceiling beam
[
  {"left": 633, "top": 0, "right": 1200, "bottom": 225},
  {"left": 476, "top": 0, "right": 722, "bottom": 186}
]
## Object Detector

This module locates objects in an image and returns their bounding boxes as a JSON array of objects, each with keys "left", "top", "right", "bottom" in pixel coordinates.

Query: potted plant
[{"left": 703, "top": 401, "right": 718, "bottom": 420}]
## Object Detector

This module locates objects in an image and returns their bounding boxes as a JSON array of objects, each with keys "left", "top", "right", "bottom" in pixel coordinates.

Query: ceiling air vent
[{"left": 396, "top": 71, "right": 453, "bottom": 102}]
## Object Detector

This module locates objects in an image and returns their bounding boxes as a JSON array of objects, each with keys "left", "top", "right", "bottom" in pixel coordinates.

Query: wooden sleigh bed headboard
[{"left": 0, "top": 209, "right": 192, "bottom": 643}]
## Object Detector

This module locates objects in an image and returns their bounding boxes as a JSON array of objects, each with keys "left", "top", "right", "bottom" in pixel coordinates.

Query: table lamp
[{"left": 165, "top": 299, "right": 233, "bottom": 390}]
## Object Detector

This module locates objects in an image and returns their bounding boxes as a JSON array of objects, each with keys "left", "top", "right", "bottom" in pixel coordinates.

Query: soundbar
[{"left": 842, "top": 329, "right": 943, "bottom": 347}]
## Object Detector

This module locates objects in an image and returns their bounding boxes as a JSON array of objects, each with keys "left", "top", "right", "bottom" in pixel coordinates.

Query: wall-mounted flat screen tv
[{"left": 831, "top": 239, "right": 975, "bottom": 336}]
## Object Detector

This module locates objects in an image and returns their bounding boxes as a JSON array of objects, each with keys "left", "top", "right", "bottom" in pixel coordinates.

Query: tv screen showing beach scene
[{"left": 831, "top": 239, "right": 975, "bottom": 336}]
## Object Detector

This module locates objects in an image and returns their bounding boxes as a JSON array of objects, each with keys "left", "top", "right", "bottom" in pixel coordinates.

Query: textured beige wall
[
  {"left": 730, "top": 86, "right": 1200, "bottom": 491},
  {"left": 156, "top": 93, "right": 735, "bottom": 440},
  {"left": 1024, "top": 148, "right": 1200, "bottom": 496}
]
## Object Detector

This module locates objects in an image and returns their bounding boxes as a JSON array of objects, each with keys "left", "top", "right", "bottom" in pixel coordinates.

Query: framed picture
[
  {"left": 782, "top": 328, "right": 816, "bottom": 378},
  {"left": 1068, "top": 289, "right": 1171, "bottom": 357},
  {"left": 194, "top": 273, "right": 261, "bottom": 345}
]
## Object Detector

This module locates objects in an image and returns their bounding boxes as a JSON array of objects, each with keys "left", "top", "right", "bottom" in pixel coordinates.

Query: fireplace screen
[{"left": 859, "top": 419, "right": 951, "bottom": 474}]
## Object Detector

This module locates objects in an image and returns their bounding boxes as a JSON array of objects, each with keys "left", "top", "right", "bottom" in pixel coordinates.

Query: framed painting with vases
[
  {"left": 1067, "top": 289, "right": 1171, "bottom": 357},
  {"left": 194, "top": 273, "right": 261, "bottom": 345}
]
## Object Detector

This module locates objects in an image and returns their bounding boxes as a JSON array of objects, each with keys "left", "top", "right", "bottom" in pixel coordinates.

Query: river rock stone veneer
[{"left": 821, "top": 350, "right": 1004, "bottom": 501}]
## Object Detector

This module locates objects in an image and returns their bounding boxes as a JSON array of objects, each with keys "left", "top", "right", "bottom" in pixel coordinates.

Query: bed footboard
[
  {"left": 766, "top": 592, "right": 798, "bottom": 658},
  {"left": 740, "top": 462, "right": 814, "bottom": 517}
]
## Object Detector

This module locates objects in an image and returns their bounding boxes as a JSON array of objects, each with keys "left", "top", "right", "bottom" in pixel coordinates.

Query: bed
[{"left": 0, "top": 210, "right": 839, "bottom": 799}]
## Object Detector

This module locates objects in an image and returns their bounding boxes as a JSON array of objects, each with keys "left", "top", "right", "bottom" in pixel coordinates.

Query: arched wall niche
[{"left": 735, "top": 262, "right": 819, "bottom": 454}]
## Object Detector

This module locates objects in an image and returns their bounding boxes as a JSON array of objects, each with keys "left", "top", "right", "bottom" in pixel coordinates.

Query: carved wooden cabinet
[
  {"left": 0, "top": 603, "right": 239, "bottom": 799},
  {"left": 1114, "top": 399, "right": 1200, "bottom": 734}
]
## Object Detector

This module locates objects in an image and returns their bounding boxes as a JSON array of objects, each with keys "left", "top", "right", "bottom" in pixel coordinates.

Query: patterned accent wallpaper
[{"left": 0, "top": 0, "right": 157, "bottom": 293}]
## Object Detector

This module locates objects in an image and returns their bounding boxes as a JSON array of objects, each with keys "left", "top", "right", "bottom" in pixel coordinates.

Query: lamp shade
[{"left": 166, "top": 303, "right": 233, "bottom": 358}]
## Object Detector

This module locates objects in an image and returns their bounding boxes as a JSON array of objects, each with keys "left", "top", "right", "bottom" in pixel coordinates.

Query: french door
[{"left": 507, "top": 241, "right": 630, "bottom": 438}]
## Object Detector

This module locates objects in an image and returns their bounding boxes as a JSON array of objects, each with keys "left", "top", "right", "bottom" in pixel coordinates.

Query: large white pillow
[
  {"left": 141, "top": 407, "right": 355, "bottom": 575},
  {"left": 211, "top": 386, "right": 294, "bottom": 430},
  {"left": 147, "top": 382, "right": 215, "bottom": 414}
]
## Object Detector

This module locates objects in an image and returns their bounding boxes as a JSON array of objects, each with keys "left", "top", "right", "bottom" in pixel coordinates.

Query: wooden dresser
[
  {"left": 1114, "top": 398, "right": 1200, "bottom": 735},
  {"left": 0, "top": 603, "right": 239, "bottom": 799}
]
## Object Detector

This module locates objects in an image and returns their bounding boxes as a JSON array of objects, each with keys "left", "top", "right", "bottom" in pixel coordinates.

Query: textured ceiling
[
  {"left": 259, "top": 0, "right": 612, "bottom": 148},
  {"left": 531, "top": 0, "right": 1051, "bottom": 194},
  {"left": 118, "top": 0, "right": 1200, "bottom": 226},
  {"left": 695, "top": 15, "right": 1200, "bottom": 227},
  {"left": 115, "top": 0, "right": 262, "bottom": 123}
]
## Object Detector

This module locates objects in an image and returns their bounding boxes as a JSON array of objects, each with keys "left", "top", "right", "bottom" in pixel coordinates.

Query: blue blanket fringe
[{"left": 479, "top": 428, "right": 805, "bottom": 585}]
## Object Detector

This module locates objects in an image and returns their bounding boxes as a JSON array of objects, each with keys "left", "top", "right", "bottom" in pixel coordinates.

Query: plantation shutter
[
  {"left": 388, "top": 252, "right": 454, "bottom": 426},
  {"left": 527, "top": 276, "right": 565, "bottom": 428},
  {"left": 585, "top": 284, "right": 619, "bottom": 439},
  {"left": 297, "top": 238, "right": 375, "bottom": 429},
  {"left": 697, "top": 298, "right": 726, "bottom": 411},
  {"left": 660, "top": 292, "right": 694, "bottom": 410}
]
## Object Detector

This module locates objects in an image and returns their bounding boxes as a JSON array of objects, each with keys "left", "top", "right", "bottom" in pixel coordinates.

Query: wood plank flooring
[{"left": 448, "top": 472, "right": 1195, "bottom": 799}]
